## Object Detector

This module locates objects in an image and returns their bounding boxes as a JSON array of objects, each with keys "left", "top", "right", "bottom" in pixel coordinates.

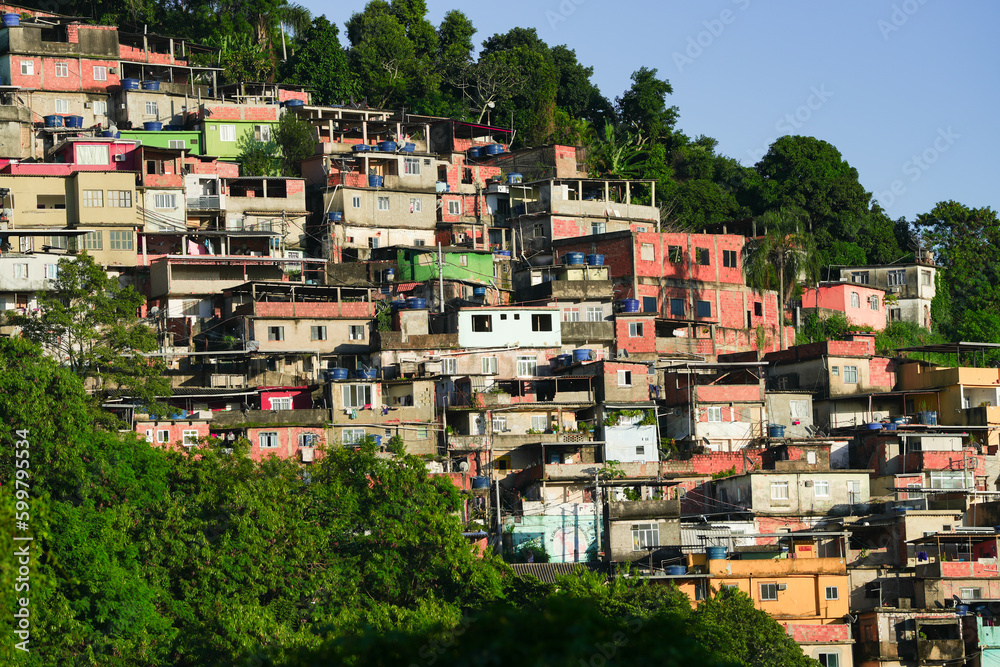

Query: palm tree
[{"left": 742, "top": 208, "right": 819, "bottom": 350}]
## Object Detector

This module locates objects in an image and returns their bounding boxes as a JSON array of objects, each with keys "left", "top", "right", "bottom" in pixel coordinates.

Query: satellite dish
[{"left": 458, "top": 461, "right": 470, "bottom": 473}]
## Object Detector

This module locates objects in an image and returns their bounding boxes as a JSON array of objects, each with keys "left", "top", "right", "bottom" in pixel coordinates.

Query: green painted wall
[
  {"left": 397, "top": 249, "right": 494, "bottom": 285},
  {"left": 200, "top": 120, "right": 278, "bottom": 159},
  {"left": 118, "top": 130, "right": 204, "bottom": 155}
]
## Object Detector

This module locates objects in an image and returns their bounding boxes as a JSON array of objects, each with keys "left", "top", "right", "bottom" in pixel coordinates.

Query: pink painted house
[{"left": 800, "top": 281, "right": 887, "bottom": 330}]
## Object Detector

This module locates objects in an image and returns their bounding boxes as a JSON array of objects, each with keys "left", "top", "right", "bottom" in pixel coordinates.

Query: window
[
  {"left": 182, "top": 430, "right": 199, "bottom": 446},
  {"left": 670, "top": 298, "right": 685, "bottom": 316},
  {"left": 268, "top": 326, "right": 284, "bottom": 341},
  {"left": 342, "top": 428, "right": 367, "bottom": 445},
  {"left": 352, "top": 196, "right": 361, "bottom": 208},
  {"left": 817, "top": 653, "right": 839, "bottom": 667},
  {"left": 168, "top": 140, "right": 186, "bottom": 149},
  {"left": 591, "top": 222, "right": 606, "bottom": 235},
  {"left": 270, "top": 397, "right": 292, "bottom": 410},
  {"left": 562, "top": 308, "right": 579, "bottom": 322},
  {"left": 696, "top": 300, "right": 712, "bottom": 318},
  {"left": 760, "top": 583, "right": 778, "bottom": 601},
  {"left": 93, "top": 66, "right": 107, "bottom": 81},
  {"left": 869, "top": 295, "right": 879, "bottom": 310},
  {"left": 448, "top": 200, "right": 461, "bottom": 215},
  {"left": 348, "top": 325, "right": 364, "bottom": 340},
  {"left": 814, "top": 480, "right": 830, "bottom": 497},
  {"left": 404, "top": 157, "right": 420, "bottom": 175},
  {"left": 696, "top": 247, "right": 710, "bottom": 265},
  {"left": 887, "top": 269, "right": 907, "bottom": 286},
  {"left": 831, "top": 366, "right": 839, "bottom": 376},
  {"left": 850, "top": 292, "right": 860, "bottom": 308},
  {"left": 43, "top": 264, "right": 58, "bottom": 280},
  {"left": 342, "top": 384, "right": 372, "bottom": 408},
  {"left": 618, "top": 370, "right": 632, "bottom": 386},
  {"left": 707, "top": 407, "right": 723, "bottom": 422},
  {"left": 441, "top": 358, "right": 457, "bottom": 374},
  {"left": 770, "top": 481, "right": 789, "bottom": 500},
  {"left": 481, "top": 357, "right": 498, "bottom": 374},
  {"left": 492, "top": 414, "right": 507, "bottom": 432},
  {"left": 108, "top": 190, "right": 132, "bottom": 207},
  {"left": 259, "top": 432, "right": 278, "bottom": 448},
  {"left": 311, "top": 326, "right": 328, "bottom": 341},
  {"left": 825, "top": 586, "right": 839, "bottom": 600},
  {"left": 471, "top": 314, "right": 492, "bottom": 332},
  {"left": 640, "top": 243, "right": 655, "bottom": 261},
  {"left": 20, "top": 60, "right": 34, "bottom": 76},
  {"left": 93, "top": 100, "right": 107, "bottom": 116},
  {"left": 254, "top": 125, "right": 272, "bottom": 142},
  {"left": 531, "top": 313, "right": 552, "bottom": 331},
  {"left": 157, "top": 430, "right": 169, "bottom": 443},
  {"left": 13, "top": 264, "right": 28, "bottom": 279},
  {"left": 220, "top": 125, "right": 237, "bottom": 142},
  {"left": 153, "top": 193, "right": 176, "bottom": 209},
  {"left": 109, "top": 231, "right": 133, "bottom": 250},
  {"left": 850, "top": 271, "right": 869, "bottom": 284},
  {"left": 586, "top": 307, "right": 603, "bottom": 322},
  {"left": 299, "top": 433, "right": 318, "bottom": 447},
  {"left": 632, "top": 523, "right": 659, "bottom": 551},
  {"left": 55, "top": 99, "right": 69, "bottom": 113},
  {"left": 843, "top": 366, "right": 858, "bottom": 383},
  {"left": 723, "top": 249, "right": 738, "bottom": 268},
  {"left": 628, "top": 322, "right": 643, "bottom": 337},
  {"left": 517, "top": 356, "right": 537, "bottom": 377},
  {"left": 82, "top": 231, "right": 102, "bottom": 250},
  {"left": 960, "top": 587, "right": 982, "bottom": 600},
  {"left": 409, "top": 197, "right": 421, "bottom": 213},
  {"left": 668, "top": 245, "right": 684, "bottom": 263},
  {"left": 145, "top": 100, "right": 158, "bottom": 116},
  {"left": 55, "top": 62, "right": 69, "bottom": 77}
]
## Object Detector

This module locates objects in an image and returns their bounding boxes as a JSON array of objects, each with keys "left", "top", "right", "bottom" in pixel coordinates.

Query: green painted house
[
  {"left": 396, "top": 247, "right": 494, "bottom": 285},
  {"left": 119, "top": 130, "right": 204, "bottom": 155}
]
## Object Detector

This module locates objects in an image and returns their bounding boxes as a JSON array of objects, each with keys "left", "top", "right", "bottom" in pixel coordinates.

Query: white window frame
[
  {"left": 270, "top": 397, "right": 292, "bottom": 411},
  {"left": 707, "top": 407, "right": 723, "bottom": 422},
  {"left": 144, "top": 100, "right": 158, "bottom": 117},
  {"left": 182, "top": 430, "right": 199, "bottom": 447},
  {"left": 516, "top": 355, "right": 537, "bottom": 377},
  {"left": 481, "top": 357, "right": 498, "bottom": 375},
  {"left": 631, "top": 523, "right": 659, "bottom": 551},
  {"left": 617, "top": 370, "right": 632, "bottom": 387},
  {"left": 770, "top": 481, "right": 789, "bottom": 500},
  {"left": 54, "top": 62, "right": 69, "bottom": 77},
  {"left": 93, "top": 66, "right": 107, "bottom": 81},
  {"left": 342, "top": 384, "right": 372, "bottom": 409},
  {"left": 814, "top": 480, "right": 830, "bottom": 497},
  {"left": 220, "top": 124, "right": 237, "bottom": 142},
  {"left": 760, "top": 583, "right": 778, "bottom": 601},
  {"left": 20, "top": 60, "right": 34, "bottom": 76},
  {"left": 259, "top": 432, "right": 279, "bottom": 448}
]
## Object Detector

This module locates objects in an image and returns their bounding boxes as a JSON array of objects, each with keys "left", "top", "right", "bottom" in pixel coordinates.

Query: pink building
[{"left": 800, "top": 281, "right": 887, "bottom": 330}]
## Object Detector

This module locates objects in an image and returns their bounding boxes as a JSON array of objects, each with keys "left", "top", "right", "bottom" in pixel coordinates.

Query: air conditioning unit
[
  {"left": 83, "top": 102, "right": 92, "bottom": 109},
  {"left": 113, "top": 154, "right": 126, "bottom": 162}
]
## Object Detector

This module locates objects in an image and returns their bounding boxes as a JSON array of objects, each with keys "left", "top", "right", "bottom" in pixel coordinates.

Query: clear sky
[{"left": 302, "top": 0, "right": 999, "bottom": 222}]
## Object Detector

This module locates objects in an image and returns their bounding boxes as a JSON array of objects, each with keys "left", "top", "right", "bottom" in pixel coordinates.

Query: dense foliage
[{"left": 0, "top": 339, "right": 817, "bottom": 665}]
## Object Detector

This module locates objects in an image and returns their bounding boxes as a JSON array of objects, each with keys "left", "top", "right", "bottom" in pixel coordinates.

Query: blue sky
[{"left": 303, "top": 0, "right": 999, "bottom": 222}]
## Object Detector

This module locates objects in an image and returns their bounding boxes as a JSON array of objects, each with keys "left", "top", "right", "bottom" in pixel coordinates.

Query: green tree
[
  {"left": 281, "top": 16, "right": 356, "bottom": 105},
  {"left": 7, "top": 252, "right": 169, "bottom": 409},
  {"left": 742, "top": 208, "right": 819, "bottom": 349}
]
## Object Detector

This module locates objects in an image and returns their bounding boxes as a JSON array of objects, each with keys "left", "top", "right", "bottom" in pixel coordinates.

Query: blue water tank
[
  {"left": 506, "top": 172, "right": 523, "bottom": 184},
  {"left": 368, "top": 174, "right": 384, "bottom": 188},
  {"left": 143, "top": 121, "right": 162, "bottom": 131},
  {"left": 3, "top": 13, "right": 21, "bottom": 26},
  {"left": 352, "top": 144, "right": 370, "bottom": 152},
  {"left": 327, "top": 211, "right": 342, "bottom": 222},
  {"left": 586, "top": 254, "right": 605, "bottom": 266},
  {"left": 121, "top": 78, "right": 140, "bottom": 90},
  {"left": 63, "top": 115, "right": 84, "bottom": 128},
  {"left": 43, "top": 115, "right": 63, "bottom": 128},
  {"left": 768, "top": 424, "right": 786, "bottom": 438},
  {"left": 563, "top": 252, "right": 585, "bottom": 265},
  {"left": 406, "top": 297, "right": 427, "bottom": 309},
  {"left": 472, "top": 286, "right": 487, "bottom": 297},
  {"left": 573, "top": 349, "right": 593, "bottom": 363},
  {"left": 140, "top": 80, "right": 159, "bottom": 91},
  {"left": 485, "top": 143, "right": 504, "bottom": 155},
  {"left": 378, "top": 141, "right": 397, "bottom": 152},
  {"left": 471, "top": 476, "right": 491, "bottom": 490},
  {"left": 706, "top": 546, "right": 728, "bottom": 560},
  {"left": 619, "top": 299, "right": 641, "bottom": 313},
  {"left": 467, "top": 146, "right": 484, "bottom": 159}
]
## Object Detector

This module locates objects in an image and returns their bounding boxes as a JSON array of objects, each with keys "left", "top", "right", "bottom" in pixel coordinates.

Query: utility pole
[{"left": 437, "top": 242, "right": 445, "bottom": 313}]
